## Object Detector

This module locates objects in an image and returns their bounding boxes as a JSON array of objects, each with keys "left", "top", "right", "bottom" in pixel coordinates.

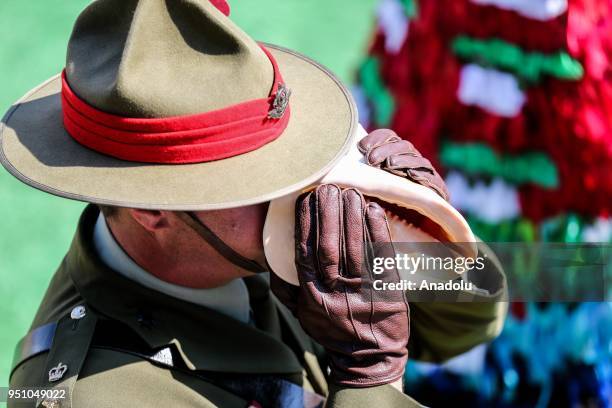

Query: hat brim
[{"left": 0, "top": 44, "right": 357, "bottom": 210}]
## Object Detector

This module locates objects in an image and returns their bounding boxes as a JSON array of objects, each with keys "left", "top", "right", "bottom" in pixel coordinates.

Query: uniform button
[{"left": 70, "top": 305, "right": 86, "bottom": 320}]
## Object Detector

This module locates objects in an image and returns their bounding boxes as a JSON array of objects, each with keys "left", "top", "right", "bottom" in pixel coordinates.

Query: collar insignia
[{"left": 48, "top": 362, "right": 68, "bottom": 382}]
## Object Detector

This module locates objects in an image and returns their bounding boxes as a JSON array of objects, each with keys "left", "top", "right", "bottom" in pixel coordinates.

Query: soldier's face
[{"left": 117, "top": 202, "right": 270, "bottom": 287}]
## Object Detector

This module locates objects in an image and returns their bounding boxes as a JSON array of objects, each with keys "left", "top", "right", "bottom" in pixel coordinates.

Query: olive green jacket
[{"left": 9, "top": 206, "right": 507, "bottom": 407}]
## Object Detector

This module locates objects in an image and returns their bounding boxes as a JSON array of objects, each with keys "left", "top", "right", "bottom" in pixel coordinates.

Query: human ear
[{"left": 127, "top": 209, "right": 171, "bottom": 232}]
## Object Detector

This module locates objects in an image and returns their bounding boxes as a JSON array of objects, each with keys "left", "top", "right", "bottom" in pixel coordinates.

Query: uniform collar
[
  {"left": 92, "top": 213, "right": 252, "bottom": 324},
  {"left": 66, "top": 205, "right": 303, "bottom": 375}
]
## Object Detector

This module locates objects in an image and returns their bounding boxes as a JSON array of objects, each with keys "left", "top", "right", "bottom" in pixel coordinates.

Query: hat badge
[
  {"left": 48, "top": 362, "right": 68, "bottom": 382},
  {"left": 268, "top": 83, "right": 291, "bottom": 119}
]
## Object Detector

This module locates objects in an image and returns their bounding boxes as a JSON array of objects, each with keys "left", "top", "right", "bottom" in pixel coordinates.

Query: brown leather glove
[
  {"left": 358, "top": 128, "right": 449, "bottom": 201},
  {"left": 271, "top": 184, "right": 409, "bottom": 387}
]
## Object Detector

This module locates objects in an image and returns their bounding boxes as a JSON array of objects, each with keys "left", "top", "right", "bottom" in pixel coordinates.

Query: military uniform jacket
[{"left": 9, "top": 206, "right": 508, "bottom": 407}]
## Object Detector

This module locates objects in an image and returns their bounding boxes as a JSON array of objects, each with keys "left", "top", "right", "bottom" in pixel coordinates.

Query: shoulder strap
[
  {"left": 11, "top": 304, "right": 98, "bottom": 408},
  {"left": 38, "top": 303, "right": 98, "bottom": 407}
]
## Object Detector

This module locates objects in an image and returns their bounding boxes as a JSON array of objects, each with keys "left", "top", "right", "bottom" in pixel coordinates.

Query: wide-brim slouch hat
[{"left": 0, "top": 0, "right": 356, "bottom": 210}]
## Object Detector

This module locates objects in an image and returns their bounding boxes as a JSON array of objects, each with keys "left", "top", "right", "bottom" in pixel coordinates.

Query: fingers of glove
[
  {"left": 430, "top": 171, "right": 450, "bottom": 201},
  {"left": 361, "top": 132, "right": 450, "bottom": 201},
  {"left": 270, "top": 272, "right": 300, "bottom": 315},
  {"left": 365, "top": 202, "right": 396, "bottom": 277},
  {"left": 365, "top": 203, "right": 408, "bottom": 307},
  {"left": 341, "top": 188, "right": 367, "bottom": 280},
  {"left": 407, "top": 169, "right": 450, "bottom": 201},
  {"left": 358, "top": 129, "right": 401, "bottom": 155},
  {"left": 386, "top": 152, "right": 434, "bottom": 172},
  {"left": 385, "top": 153, "right": 450, "bottom": 200},
  {"left": 315, "top": 184, "right": 344, "bottom": 287},
  {"left": 295, "top": 190, "right": 318, "bottom": 283},
  {"left": 365, "top": 202, "right": 393, "bottom": 244},
  {"left": 365, "top": 140, "right": 416, "bottom": 167}
]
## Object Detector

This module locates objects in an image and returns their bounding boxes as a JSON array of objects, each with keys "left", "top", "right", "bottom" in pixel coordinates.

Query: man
[{"left": 1, "top": 1, "right": 507, "bottom": 407}]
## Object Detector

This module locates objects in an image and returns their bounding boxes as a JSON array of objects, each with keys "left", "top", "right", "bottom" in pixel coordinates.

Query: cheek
[
  {"left": 193, "top": 203, "right": 269, "bottom": 257},
  {"left": 236, "top": 224, "right": 264, "bottom": 253},
  {"left": 236, "top": 205, "right": 268, "bottom": 249},
  {"left": 245, "top": 206, "right": 270, "bottom": 259}
]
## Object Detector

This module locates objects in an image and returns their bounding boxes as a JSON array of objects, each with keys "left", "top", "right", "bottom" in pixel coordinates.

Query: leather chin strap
[{"left": 176, "top": 211, "right": 268, "bottom": 274}]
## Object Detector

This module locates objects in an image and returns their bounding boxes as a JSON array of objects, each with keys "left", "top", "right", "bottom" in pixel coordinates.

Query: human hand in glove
[
  {"left": 271, "top": 184, "right": 409, "bottom": 387},
  {"left": 358, "top": 128, "right": 449, "bottom": 200}
]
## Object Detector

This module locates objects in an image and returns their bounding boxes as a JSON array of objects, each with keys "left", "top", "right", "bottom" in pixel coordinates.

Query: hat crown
[{"left": 66, "top": 0, "right": 273, "bottom": 118}]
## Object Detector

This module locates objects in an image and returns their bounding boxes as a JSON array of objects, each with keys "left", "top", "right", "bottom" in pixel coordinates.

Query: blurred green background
[{"left": 0, "top": 0, "right": 377, "bottom": 390}]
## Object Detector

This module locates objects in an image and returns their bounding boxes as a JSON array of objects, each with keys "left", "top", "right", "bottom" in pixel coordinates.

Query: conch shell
[{"left": 263, "top": 125, "right": 477, "bottom": 285}]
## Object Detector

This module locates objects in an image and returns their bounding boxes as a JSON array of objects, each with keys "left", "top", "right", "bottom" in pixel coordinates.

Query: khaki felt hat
[{"left": 0, "top": 0, "right": 356, "bottom": 210}]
